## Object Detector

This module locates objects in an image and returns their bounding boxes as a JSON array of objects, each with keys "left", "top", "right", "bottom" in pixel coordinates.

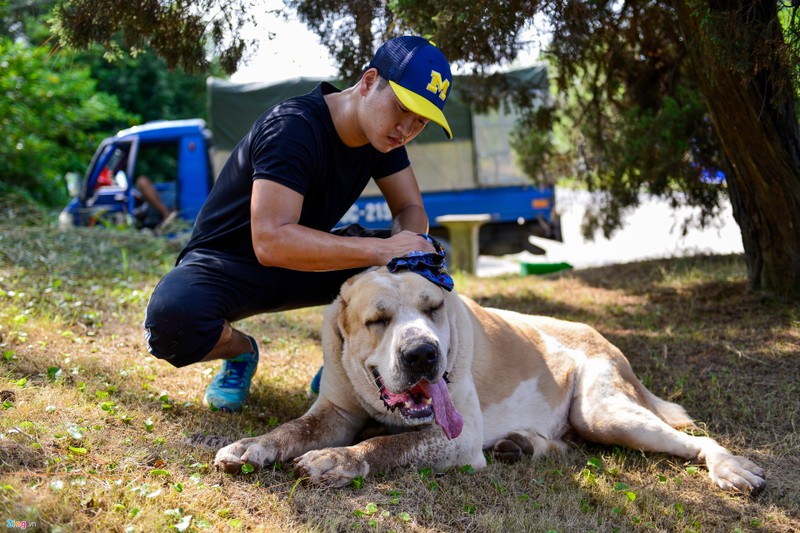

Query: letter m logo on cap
[{"left": 426, "top": 70, "right": 450, "bottom": 102}]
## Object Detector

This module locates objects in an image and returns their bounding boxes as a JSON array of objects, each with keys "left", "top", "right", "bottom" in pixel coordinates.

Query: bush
[{"left": 0, "top": 38, "right": 137, "bottom": 206}]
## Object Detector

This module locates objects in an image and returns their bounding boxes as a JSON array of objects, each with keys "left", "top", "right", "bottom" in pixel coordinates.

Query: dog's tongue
[{"left": 420, "top": 379, "right": 464, "bottom": 440}]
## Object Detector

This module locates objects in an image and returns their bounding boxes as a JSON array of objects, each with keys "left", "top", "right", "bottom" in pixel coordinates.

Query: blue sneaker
[
  {"left": 204, "top": 336, "right": 259, "bottom": 412},
  {"left": 308, "top": 366, "right": 323, "bottom": 398}
]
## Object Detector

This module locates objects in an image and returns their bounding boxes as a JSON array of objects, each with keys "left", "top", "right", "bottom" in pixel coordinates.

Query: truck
[
  {"left": 207, "top": 65, "right": 560, "bottom": 256},
  {"left": 62, "top": 67, "right": 560, "bottom": 256},
  {"left": 59, "top": 119, "right": 213, "bottom": 230},
  {"left": 337, "top": 185, "right": 557, "bottom": 256}
]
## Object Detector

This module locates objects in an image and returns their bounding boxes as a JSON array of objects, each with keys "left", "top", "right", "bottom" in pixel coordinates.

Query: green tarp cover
[{"left": 208, "top": 77, "right": 325, "bottom": 151}]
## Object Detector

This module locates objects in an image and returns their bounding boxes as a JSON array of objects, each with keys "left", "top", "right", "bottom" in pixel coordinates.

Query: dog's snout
[{"left": 400, "top": 343, "right": 438, "bottom": 372}]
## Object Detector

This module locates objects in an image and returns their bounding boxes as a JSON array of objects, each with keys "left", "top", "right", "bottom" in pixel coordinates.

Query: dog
[{"left": 214, "top": 267, "right": 765, "bottom": 494}]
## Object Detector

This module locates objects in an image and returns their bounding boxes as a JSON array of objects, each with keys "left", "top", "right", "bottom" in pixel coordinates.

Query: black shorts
[{"left": 143, "top": 225, "right": 389, "bottom": 367}]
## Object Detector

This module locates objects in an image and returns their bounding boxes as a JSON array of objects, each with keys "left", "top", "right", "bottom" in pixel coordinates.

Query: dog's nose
[{"left": 400, "top": 343, "right": 438, "bottom": 373}]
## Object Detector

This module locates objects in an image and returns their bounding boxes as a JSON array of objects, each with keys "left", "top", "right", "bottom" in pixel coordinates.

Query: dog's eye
[
  {"left": 365, "top": 316, "right": 390, "bottom": 328},
  {"left": 424, "top": 302, "right": 443, "bottom": 318}
]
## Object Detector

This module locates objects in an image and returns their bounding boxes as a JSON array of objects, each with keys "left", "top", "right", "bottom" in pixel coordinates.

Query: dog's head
[{"left": 323, "top": 267, "right": 463, "bottom": 439}]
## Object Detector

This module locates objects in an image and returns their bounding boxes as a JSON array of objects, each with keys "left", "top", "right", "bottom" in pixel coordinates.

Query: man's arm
[
  {"left": 375, "top": 166, "right": 429, "bottom": 235},
  {"left": 250, "top": 177, "right": 434, "bottom": 271}
]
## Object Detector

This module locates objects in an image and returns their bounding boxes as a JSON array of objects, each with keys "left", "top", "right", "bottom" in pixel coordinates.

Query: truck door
[
  {"left": 76, "top": 139, "right": 136, "bottom": 227},
  {"left": 176, "top": 133, "right": 211, "bottom": 222}
]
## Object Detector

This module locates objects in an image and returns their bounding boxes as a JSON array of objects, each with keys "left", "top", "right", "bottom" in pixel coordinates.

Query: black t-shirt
[{"left": 178, "top": 82, "right": 410, "bottom": 263}]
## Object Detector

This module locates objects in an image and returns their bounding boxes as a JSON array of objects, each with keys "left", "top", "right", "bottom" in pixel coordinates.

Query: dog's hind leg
[{"left": 569, "top": 362, "right": 765, "bottom": 494}]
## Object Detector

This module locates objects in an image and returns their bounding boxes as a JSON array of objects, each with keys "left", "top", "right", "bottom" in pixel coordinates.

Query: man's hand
[{"left": 378, "top": 231, "right": 436, "bottom": 264}]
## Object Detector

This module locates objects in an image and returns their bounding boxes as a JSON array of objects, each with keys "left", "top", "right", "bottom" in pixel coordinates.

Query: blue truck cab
[{"left": 59, "top": 119, "right": 213, "bottom": 229}]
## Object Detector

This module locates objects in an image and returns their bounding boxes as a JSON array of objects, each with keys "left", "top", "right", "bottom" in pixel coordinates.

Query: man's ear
[{"left": 359, "top": 68, "right": 380, "bottom": 96}]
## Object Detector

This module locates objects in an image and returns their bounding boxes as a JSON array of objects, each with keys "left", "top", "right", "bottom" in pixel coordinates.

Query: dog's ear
[
  {"left": 322, "top": 294, "right": 346, "bottom": 364},
  {"left": 338, "top": 267, "right": 375, "bottom": 301},
  {"left": 326, "top": 267, "right": 379, "bottom": 354},
  {"left": 326, "top": 270, "right": 368, "bottom": 353},
  {"left": 444, "top": 291, "right": 463, "bottom": 373}
]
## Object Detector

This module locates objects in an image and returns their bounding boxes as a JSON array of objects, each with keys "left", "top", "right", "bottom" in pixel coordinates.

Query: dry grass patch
[{"left": 1, "top": 210, "right": 798, "bottom": 531}]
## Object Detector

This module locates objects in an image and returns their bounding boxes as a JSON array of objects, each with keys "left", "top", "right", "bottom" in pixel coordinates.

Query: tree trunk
[{"left": 672, "top": 0, "right": 800, "bottom": 300}]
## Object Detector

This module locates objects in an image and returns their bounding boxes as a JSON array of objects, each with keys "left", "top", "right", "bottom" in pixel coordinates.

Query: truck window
[
  {"left": 134, "top": 141, "right": 179, "bottom": 184},
  {"left": 131, "top": 141, "right": 180, "bottom": 229},
  {"left": 94, "top": 148, "right": 130, "bottom": 189}
]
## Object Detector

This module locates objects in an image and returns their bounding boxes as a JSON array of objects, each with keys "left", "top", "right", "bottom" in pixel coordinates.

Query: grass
[{"left": 1, "top": 197, "right": 799, "bottom": 532}]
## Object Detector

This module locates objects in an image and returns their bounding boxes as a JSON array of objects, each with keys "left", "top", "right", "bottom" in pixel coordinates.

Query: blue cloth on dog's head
[{"left": 386, "top": 234, "right": 454, "bottom": 292}]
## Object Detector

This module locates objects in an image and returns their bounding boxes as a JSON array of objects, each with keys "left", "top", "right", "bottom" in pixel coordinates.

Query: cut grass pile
[{"left": 1, "top": 203, "right": 798, "bottom": 532}]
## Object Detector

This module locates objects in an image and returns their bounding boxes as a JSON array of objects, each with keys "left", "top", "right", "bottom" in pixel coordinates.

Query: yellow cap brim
[{"left": 389, "top": 80, "right": 453, "bottom": 140}]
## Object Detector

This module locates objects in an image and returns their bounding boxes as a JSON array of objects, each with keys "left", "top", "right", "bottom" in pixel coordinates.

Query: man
[
  {"left": 132, "top": 175, "right": 176, "bottom": 229},
  {"left": 143, "top": 36, "right": 454, "bottom": 411},
  {"left": 94, "top": 160, "right": 175, "bottom": 228}
]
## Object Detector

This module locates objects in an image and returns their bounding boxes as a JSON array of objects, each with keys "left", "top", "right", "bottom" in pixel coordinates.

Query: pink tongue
[{"left": 420, "top": 379, "right": 464, "bottom": 440}]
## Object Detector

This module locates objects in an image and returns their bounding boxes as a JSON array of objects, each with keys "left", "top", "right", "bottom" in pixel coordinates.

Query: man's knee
[{"left": 143, "top": 282, "right": 223, "bottom": 368}]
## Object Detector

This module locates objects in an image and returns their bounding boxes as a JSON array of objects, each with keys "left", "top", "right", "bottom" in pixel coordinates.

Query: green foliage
[
  {"left": 510, "top": 104, "right": 561, "bottom": 187},
  {"left": 0, "top": 0, "right": 53, "bottom": 40},
  {"left": 545, "top": 79, "right": 726, "bottom": 238},
  {"left": 528, "top": 2, "right": 730, "bottom": 238},
  {"left": 80, "top": 48, "right": 211, "bottom": 123},
  {"left": 0, "top": 0, "right": 211, "bottom": 207},
  {"left": 51, "top": 0, "right": 269, "bottom": 75},
  {"left": 0, "top": 38, "right": 137, "bottom": 206},
  {"left": 289, "top": 0, "right": 534, "bottom": 83},
  {"left": 384, "top": 0, "right": 534, "bottom": 68}
]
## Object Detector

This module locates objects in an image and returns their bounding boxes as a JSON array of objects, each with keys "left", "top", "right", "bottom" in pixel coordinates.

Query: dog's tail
[{"left": 640, "top": 386, "right": 695, "bottom": 429}]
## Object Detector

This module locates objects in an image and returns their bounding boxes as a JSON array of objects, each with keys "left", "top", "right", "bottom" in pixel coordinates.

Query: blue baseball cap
[{"left": 367, "top": 36, "right": 453, "bottom": 139}]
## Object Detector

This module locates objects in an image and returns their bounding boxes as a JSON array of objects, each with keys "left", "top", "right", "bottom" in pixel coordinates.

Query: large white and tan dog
[{"left": 214, "top": 268, "right": 765, "bottom": 494}]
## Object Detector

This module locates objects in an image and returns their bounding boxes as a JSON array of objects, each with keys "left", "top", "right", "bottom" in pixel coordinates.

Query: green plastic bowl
[{"left": 520, "top": 262, "right": 573, "bottom": 276}]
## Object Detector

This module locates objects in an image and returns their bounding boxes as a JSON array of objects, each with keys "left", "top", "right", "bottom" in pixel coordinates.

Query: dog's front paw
[
  {"left": 214, "top": 436, "right": 277, "bottom": 474},
  {"left": 293, "top": 447, "right": 369, "bottom": 487},
  {"left": 707, "top": 453, "right": 766, "bottom": 495}
]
